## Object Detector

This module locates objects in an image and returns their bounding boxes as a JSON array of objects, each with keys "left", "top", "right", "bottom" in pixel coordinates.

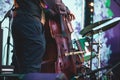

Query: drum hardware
[
  {"left": 72, "top": 65, "right": 110, "bottom": 80},
  {"left": 73, "top": 30, "right": 102, "bottom": 80},
  {"left": 72, "top": 36, "right": 96, "bottom": 61},
  {"left": 92, "top": 17, "right": 120, "bottom": 79},
  {"left": 84, "top": 52, "right": 96, "bottom": 62},
  {"left": 82, "top": 30, "right": 103, "bottom": 80},
  {"left": 95, "top": 31, "right": 103, "bottom": 80},
  {"left": 79, "top": 17, "right": 120, "bottom": 80},
  {"left": 102, "top": 62, "right": 120, "bottom": 80},
  {"left": 65, "top": 51, "right": 85, "bottom": 56},
  {"left": 104, "top": 62, "right": 120, "bottom": 76}
]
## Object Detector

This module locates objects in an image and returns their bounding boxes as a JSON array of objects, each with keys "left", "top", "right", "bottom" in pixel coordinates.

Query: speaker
[{"left": 23, "top": 73, "right": 68, "bottom": 80}]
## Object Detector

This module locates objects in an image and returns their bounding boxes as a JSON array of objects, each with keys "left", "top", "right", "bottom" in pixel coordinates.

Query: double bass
[
  {"left": 48, "top": 14, "right": 77, "bottom": 79},
  {"left": 41, "top": 1, "right": 84, "bottom": 79}
]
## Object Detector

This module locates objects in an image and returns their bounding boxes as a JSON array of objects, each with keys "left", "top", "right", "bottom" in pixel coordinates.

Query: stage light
[
  {"left": 89, "top": 2, "right": 94, "bottom": 7},
  {"left": 90, "top": 8, "right": 94, "bottom": 12}
]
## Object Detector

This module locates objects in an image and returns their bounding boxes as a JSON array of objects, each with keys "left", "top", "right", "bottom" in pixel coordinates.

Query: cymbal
[
  {"left": 93, "top": 17, "right": 120, "bottom": 34},
  {"left": 80, "top": 17, "right": 120, "bottom": 36},
  {"left": 80, "top": 19, "right": 111, "bottom": 36}
]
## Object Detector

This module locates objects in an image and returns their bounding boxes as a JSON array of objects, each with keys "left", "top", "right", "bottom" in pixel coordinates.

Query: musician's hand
[{"left": 67, "top": 12, "right": 75, "bottom": 21}]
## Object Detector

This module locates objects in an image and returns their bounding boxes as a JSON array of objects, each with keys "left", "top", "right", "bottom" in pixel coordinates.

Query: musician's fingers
[
  {"left": 70, "top": 13, "right": 75, "bottom": 20},
  {"left": 68, "top": 13, "right": 75, "bottom": 21}
]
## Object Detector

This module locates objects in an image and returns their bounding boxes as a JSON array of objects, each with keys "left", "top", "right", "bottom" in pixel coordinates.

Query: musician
[
  {"left": 12, "top": 0, "right": 74, "bottom": 73},
  {"left": 11, "top": 0, "right": 48, "bottom": 74}
]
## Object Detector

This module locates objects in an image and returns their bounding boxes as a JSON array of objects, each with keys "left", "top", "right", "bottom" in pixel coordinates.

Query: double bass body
[{"left": 41, "top": 13, "right": 84, "bottom": 79}]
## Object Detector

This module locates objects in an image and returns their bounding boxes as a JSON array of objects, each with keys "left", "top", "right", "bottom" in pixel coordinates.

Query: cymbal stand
[
  {"left": 89, "top": 30, "right": 94, "bottom": 71},
  {"left": 96, "top": 30, "right": 103, "bottom": 80},
  {"left": 87, "top": 30, "right": 94, "bottom": 80},
  {"left": 6, "top": 9, "right": 14, "bottom": 66},
  {"left": 89, "top": 30, "right": 102, "bottom": 80}
]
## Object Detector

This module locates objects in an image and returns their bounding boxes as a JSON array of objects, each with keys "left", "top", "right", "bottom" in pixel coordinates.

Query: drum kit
[{"left": 72, "top": 17, "right": 120, "bottom": 80}]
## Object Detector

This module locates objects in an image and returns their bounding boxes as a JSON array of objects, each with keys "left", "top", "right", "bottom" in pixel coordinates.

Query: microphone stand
[
  {"left": 0, "top": 19, "right": 3, "bottom": 74},
  {"left": 0, "top": 9, "right": 14, "bottom": 80},
  {"left": 0, "top": 7, "right": 16, "bottom": 80},
  {"left": 6, "top": 9, "right": 13, "bottom": 66},
  {"left": 0, "top": 9, "right": 12, "bottom": 67},
  {"left": 0, "top": 5, "right": 14, "bottom": 66}
]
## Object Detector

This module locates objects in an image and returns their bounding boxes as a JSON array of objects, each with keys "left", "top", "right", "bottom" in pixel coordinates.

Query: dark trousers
[{"left": 11, "top": 13, "right": 46, "bottom": 74}]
